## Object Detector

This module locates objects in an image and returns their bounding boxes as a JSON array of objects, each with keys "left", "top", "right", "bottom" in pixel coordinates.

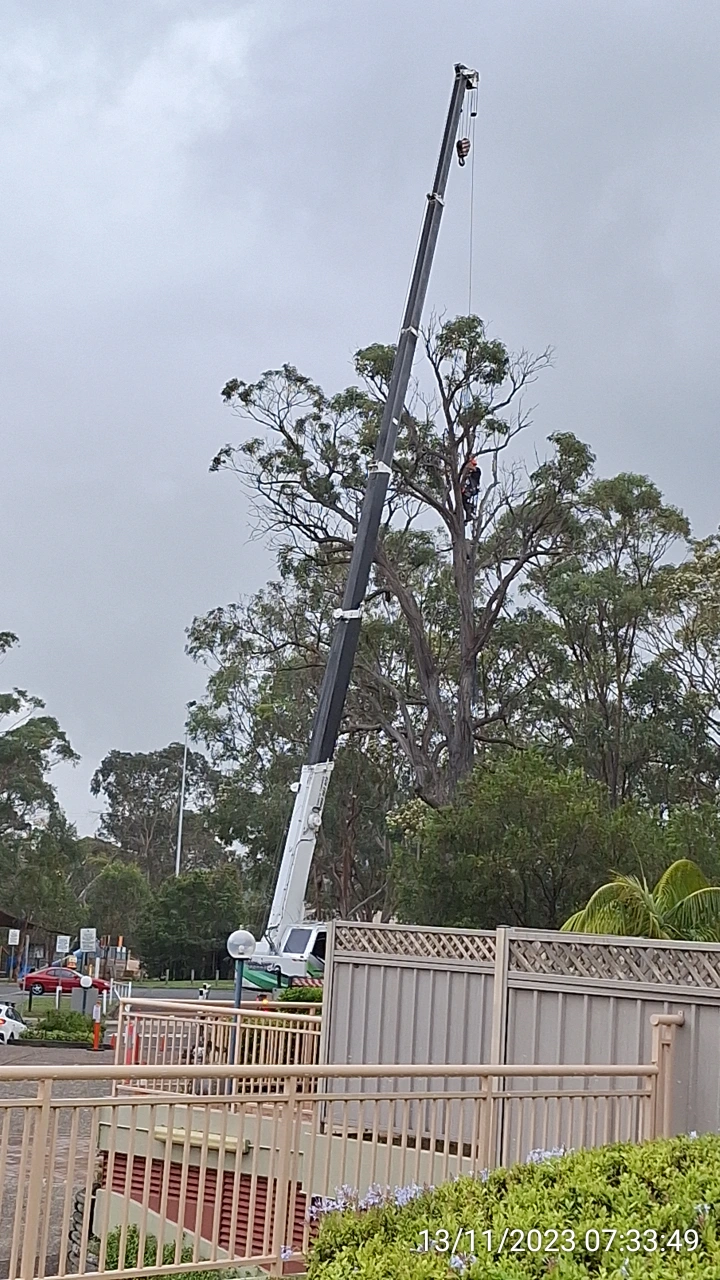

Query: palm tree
[{"left": 561, "top": 859, "right": 720, "bottom": 942}]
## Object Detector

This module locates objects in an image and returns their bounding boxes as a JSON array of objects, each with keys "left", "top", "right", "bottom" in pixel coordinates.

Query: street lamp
[
  {"left": 175, "top": 701, "right": 197, "bottom": 878},
  {"left": 227, "top": 929, "right": 256, "bottom": 1007}
]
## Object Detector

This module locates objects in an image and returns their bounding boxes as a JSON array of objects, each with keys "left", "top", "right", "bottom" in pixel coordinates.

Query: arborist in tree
[{"left": 460, "top": 456, "right": 481, "bottom": 523}]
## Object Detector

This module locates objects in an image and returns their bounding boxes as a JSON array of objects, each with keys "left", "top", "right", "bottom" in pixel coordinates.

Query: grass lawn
[
  {"left": 133, "top": 979, "right": 235, "bottom": 989},
  {"left": 16, "top": 993, "right": 80, "bottom": 1017}
]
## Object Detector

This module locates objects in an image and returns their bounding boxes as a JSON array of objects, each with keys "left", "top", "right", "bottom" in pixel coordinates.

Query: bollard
[
  {"left": 92, "top": 1002, "right": 102, "bottom": 1051},
  {"left": 55, "top": 983, "right": 61, "bottom": 1010}
]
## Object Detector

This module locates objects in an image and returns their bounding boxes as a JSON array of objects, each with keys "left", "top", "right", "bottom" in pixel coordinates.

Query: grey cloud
[{"left": 1, "top": 0, "right": 718, "bottom": 831}]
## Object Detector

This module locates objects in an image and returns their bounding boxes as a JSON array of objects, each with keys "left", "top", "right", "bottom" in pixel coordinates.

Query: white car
[{"left": 0, "top": 1002, "right": 26, "bottom": 1044}]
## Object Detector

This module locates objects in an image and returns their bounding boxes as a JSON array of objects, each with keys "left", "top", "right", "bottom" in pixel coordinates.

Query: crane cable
[
  {"left": 467, "top": 85, "right": 478, "bottom": 316},
  {"left": 463, "top": 85, "right": 480, "bottom": 710}
]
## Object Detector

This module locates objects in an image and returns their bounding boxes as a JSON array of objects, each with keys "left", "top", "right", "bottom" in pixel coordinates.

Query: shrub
[
  {"left": 277, "top": 986, "right": 323, "bottom": 1004},
  {"left": 100, "top": 1225, "right": 224, "bottom": 1280},
  {"left": 21, "top": 1029, "right": 95, "bottom": 1043},
  {"left": 307, "top": 1135, "right": 720, "bottom": 1277},
  {"left": 21, "top": 1009, "right": 97, "bottom": 1044}
]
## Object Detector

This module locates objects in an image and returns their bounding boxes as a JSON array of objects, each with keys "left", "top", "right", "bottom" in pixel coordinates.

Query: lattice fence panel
[
  {"left": 334, "top": 923, "right": 496, "bottom": 967},
  {"left": 509, "top": 936, "right": 720, "bottom": 989}
]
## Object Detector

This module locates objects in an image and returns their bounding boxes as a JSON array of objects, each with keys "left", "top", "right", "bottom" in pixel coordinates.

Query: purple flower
[
  {"left": 525, "top": 1146, "right": 571, "bottom": 1165},
  {"left": 358, "top": 1183, "right": 387, "bottom": 1210},
  {"left": 393, "top": 1182, "right": 425, "bottom": 1207},
  {"left": 280, "top": 1245, "right": 293, "bottom": 1261},
  {"left": 449, "top": 1255, "right": 476, "bottom": 1274},
  {"left": 307, "top": 1178, "right": 434, "bottom": 1221}
]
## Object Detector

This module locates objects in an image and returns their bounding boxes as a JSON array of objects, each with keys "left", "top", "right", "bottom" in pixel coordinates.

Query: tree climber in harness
[{"left": 460, "top": 456, "right": 481, "bottom": 523}]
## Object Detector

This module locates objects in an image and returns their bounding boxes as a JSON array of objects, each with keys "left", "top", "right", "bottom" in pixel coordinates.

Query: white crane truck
[{"left": 242, "top": 64, "right": 480, "bottom": 991}]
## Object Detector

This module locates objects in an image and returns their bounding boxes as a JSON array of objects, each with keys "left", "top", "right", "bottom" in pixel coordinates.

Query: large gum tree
[{"left": 207, "top": 316, "right": 593, "bottom": 807}]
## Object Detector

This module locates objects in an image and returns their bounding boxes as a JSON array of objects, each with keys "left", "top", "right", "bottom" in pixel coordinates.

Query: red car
[{"left": 20, "top": 966, "right": 110, "bottom": 996}]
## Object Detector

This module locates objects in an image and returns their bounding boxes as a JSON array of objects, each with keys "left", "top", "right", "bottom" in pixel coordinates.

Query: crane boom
[{"left": 262, "top": 63, "right": 479, "bottom": 957}]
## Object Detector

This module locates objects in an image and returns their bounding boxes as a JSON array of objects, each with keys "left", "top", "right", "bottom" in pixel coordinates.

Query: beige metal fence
[
  {"left": 0, "top": 1018, "right": 678, "bottom": 1280},
  {"left": 114, "top": 1000, "right": 322, "bottom": 1095},
  {"left": 324, "top": 921, "right": 715, "bottom": 1137}
]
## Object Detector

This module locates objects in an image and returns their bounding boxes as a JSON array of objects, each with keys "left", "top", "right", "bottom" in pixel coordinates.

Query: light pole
[
  {"left": 226, "top": 929, "right": 256, "bottom": 1082},
  {"left": 175, "top": 701, "right": 196, "bottom": 878},
  {"left": 227, "top": 929, "right": 256, "bottom": 1006}
]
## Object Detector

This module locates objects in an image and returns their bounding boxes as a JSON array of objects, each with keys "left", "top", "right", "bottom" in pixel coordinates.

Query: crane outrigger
[{"left": 244, "top": 63, "right": 480, "bottom": 989}]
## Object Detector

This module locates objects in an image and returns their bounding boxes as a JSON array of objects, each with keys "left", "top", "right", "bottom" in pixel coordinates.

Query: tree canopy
[
  {"left": 90, "top": 745, "right": 228, "bottom": 886},
  {"left": 389, "top": 751, "right": 668, "bottom": 931},
  {"left": 10, "top": 312, "right": 720, "bottom": 962},
  {"left": 135, "top": 865, "right": 247, "bottom": 979}
]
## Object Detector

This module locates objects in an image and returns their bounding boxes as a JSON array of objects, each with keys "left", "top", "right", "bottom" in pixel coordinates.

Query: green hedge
[
  {"left": 307, "top": 1135, "right": 720, "bottom": 1277},
  {"left": 277, "top": 986, "right": 323, "bottom": 1004},
  {"left": 21, "top": 1029, "right": 94, "bottom": 1043},
  {"left": 21, "top": 1009, "right": 96, "bottom": 1044}
]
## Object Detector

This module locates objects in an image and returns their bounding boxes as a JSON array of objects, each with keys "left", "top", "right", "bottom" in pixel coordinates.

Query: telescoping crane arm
[{"left": 263, "top": 63, "right": 479, "bottom": 949}]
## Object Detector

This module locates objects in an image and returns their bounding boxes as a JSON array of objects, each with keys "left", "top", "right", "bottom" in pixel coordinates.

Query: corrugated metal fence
[{"left": 321, "top": 922, "right": 720, "bottom": 1140}]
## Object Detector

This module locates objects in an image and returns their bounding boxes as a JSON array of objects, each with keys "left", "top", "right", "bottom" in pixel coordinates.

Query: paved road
[{"left": 0, "top": 982, "right": 238, "bottom": 1005}]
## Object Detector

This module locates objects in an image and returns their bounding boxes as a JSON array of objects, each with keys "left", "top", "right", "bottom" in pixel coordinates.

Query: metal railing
[
  {"left": 109, "top": 981, "right": 133, "bottom": 1005},
  {"left": 114, "top": 999, "right": 322, "bottom": 1094},
  {"left": 0, "top": 1015, "right": 680, "bottom": 1280}
]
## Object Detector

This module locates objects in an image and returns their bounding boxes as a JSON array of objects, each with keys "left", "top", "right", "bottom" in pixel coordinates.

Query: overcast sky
[{"left": 2, "top": 0, "right": 719, "bottom": 835}]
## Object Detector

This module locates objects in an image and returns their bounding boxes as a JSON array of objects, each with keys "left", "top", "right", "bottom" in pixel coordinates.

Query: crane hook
[{"left": 456, "top": 138, "right": 471, "bottom": 166}]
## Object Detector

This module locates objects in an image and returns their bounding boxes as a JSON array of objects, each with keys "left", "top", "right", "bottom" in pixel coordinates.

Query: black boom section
[{"left": 307, "top": 64, "right": 478, "bottom": 767}]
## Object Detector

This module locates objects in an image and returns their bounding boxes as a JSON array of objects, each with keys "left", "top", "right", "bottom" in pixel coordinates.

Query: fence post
[
  {"left": 490, "top": 927, "right": 510, "bottom": 1167},
  {"left": 477, "top": 1074, "right": 494, "bottom": 1172},
  {"left": 270, "top": 1074, "right": 298, "bottom": 1276},
  {"left": 649, "top": 1012, "right": 684, "bottom": 1139},
  {"left": 21, "top": 1078, "right": 52, "bottom": 1280}
]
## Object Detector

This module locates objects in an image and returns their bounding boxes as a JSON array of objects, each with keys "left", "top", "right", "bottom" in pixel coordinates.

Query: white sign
[
  {"left": 79, "top": 928, "right": 97, "bottom": 952},
  {"left": 56, "top": 935, "right": 71, "bottom": 955},
  {"left": 7, "top": 929, "right": 20, "bottom": 947},
  {"left": 79, "top": 975, "right": 93, "bottom": 989},
  {"left": 92, "top": 1003, "right": 102, "bottom": 1023}
]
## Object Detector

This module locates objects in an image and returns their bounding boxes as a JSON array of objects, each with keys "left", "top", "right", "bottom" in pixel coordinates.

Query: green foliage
[
  {"left": 392, "top": 751, "right": 666, "bottom": 930},
  {"left": 5, "top": 811, "right": 87, "bottom": 931},
  {"left": 21, "top": 1030, "right": 94, "bottom": 1043},
  {"left": 0, "top": 633, "right": 84, "bottom": 928},
  {"left": 187, "top": 583, "right": 401, "bottom": 929},
  {"left": 277, "top": 986, "right": 323, "bottom": 1004},
  {"left": 519, "top": 473, "right": 705, "bottom": 808},
  {"left": 308, "top": 1135, "right": 720, "bottom": 1278},
  {"left": 90, "top": 745, "right": 227, "bottom": 887},
  {"left": 210, "top": 316, "right": 591, "bottom": 817},
  {"left": 563, "top": 858, "right": 720, "bottom": 941},
  {"left": 101, "top": 1225, "right": 223, "bottom": 1280},
  {"left": 83, "top": 861, "right": 151, "bottom": 944},
  {"left": 135, "top": 865, "right": 247, "bottom": 979},
  {"left": 22, "top": 1009, "right": 95, "bottom": 1043}
]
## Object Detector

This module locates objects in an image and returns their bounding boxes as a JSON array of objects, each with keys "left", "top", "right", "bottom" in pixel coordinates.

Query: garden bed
[
  {"left": 19, "top": 1008, "right": 107, "bottom": 1050},
  {"left": 11, "top": 1038, "right": 112, "bottom": 1050},
  {"left": 307, "top": 1134, "right": 720, "bottom": 1277}
]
